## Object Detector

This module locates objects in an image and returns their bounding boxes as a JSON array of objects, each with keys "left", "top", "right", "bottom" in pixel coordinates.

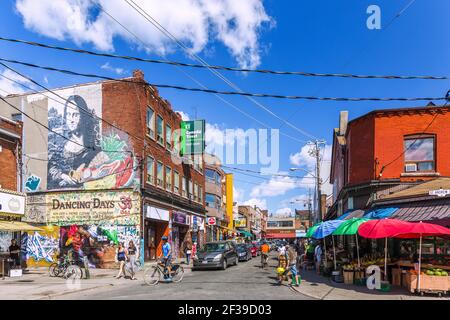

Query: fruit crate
[
  {"left": 405, "top": 273, "right": 449, "bottom": 295},
  {"left": 343, "top": 270, "right": 354, "bottom": 285}
]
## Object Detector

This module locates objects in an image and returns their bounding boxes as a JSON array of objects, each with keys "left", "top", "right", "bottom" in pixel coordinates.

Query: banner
[{"left": 180, "top": 120, "right": 205, "bottom": 155}]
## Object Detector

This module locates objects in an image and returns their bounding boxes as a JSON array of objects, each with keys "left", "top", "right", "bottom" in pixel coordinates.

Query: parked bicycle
[
  {"left": 143, "top": 260, "right": 184, "bottom": 285},
  {"left": 48, "top": 254, "right": 83, "bottom": 280}
]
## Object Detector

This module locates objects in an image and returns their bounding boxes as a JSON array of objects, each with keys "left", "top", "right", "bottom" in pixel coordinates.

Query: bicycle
[
  {"left": 48, "top": 255, "right": 83, "bottom": 279},
  {"left": 261, "top": 252, "right": 269, "bottom": 269},
  {"left": 143, "top": 260, "right": 184, "bottom": 285}
]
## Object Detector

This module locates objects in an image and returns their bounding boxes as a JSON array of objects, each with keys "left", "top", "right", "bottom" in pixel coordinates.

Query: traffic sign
[{"left": 207, "top": 217, "right": 216, "bottom": 225}]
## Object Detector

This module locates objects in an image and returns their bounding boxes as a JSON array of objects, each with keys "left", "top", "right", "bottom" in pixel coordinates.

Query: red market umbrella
[
  {"left": 394, "top": 221, "right": 450, "bottom": 292},
  {"left": 358, "top": 219, "right": 415, "bottom": 280}
]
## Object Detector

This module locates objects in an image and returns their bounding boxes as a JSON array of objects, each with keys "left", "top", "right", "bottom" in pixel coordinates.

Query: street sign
[
  {"left": 180, "top": 120, "right": 205, "bottom": 155},
  {"left": 429, "top": 189, "right": 450, "bottom": 197},
  {"left": 207, "top": 217, "right": 216, "bottom": 226}
]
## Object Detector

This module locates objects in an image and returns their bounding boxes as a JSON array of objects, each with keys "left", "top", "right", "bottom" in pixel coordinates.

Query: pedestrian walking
[
  {"left": 182, "top": 236, "right": 193, "bottom": 265},
  {"left": 116, "top": 242, "right": 128, "bottom": 279},
  {"left": 276, "top": 249, "right": 289, "bottom": 285},
  {"left": 287, "top": 245, "right": 300, "bottom": 286},
  {"left": 314, "top": 242, "right": 323, "bottom": 275},
  {"left": 127, "top": 240, "right": 137, "bottom": 280}
]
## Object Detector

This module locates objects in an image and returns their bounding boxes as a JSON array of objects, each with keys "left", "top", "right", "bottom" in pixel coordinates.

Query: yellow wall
[
  {"left": 225, "top": 174, "right": 233, "bottom": 229},
  {"left": 25, "top": 225, "right": 60, "bottom": 267}
]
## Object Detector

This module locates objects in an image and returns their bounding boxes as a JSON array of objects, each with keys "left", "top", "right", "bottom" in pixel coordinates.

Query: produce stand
[{"left": 405, "top": 272, "right": 449, "bottom": 296}]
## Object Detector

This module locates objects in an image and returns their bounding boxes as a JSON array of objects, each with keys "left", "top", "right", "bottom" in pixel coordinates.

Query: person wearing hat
[{"left": 160, "top": 236, "right": 172, "bottom": 280}]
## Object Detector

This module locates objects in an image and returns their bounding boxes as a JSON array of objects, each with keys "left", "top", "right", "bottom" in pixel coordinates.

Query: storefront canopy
[
  {"left": 0, "top": 221, "right": 42, "bottom": 232},
  {"left": 265, "top": 232, "right": 296, "bottom": 239},
  {"left": 237, "top": 230, "right": 253, "bottom": 238},
  {"left": 363, "top": 207, "right": 398, "bottom": 219}
]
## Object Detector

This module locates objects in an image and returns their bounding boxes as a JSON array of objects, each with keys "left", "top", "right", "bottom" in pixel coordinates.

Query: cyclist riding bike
[
  {"left": 261, "top": 241, "right": 270, "bottom": 267},
  {"left": 159, "top": 236, "right": 172, "bottom": 280}
]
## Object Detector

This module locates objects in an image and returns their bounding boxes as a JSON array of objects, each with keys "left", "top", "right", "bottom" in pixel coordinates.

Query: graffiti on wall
[
  {"left": 25, "top": 175, "right": 41, "bottom": 192},
  {"left": 60, "top": 224, "right": 140, "bottom": 269},
  {"left": 23, "top": 194, "right": 46, "bottom": 223},
  {"left": 0, "top": 231, "right": 12, "bottom": 253},
  {"left": 46, "top": 84, "right": 138, "bottom": 191},
  {"left": 23, "top": 225, "right": 60, "bottom": 267}
]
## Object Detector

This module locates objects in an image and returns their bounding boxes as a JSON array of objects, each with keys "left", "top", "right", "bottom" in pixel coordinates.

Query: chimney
[
  {"left": 339, "top": 111, "right": 348, "bottom": 136},
  {"left": 132, "top": 69, "right": 144, "bottom": 80}
]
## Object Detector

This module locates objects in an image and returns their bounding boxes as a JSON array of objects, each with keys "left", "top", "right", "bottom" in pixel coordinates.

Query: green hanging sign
[{"left": 180, "top": 120, "right": 205, "bottom": 155}]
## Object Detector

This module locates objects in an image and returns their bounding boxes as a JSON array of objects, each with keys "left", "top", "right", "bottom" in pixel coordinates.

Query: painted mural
[
  {"left": 23, "top": 225, "right": 60, "bottom": 267},
  {"left": 0, "top": 231, "right": 12, "bottom": 253},
  {"left": 59, "top": 224, "right": 140, "bottom": 269},
  {"left": 45, "top": 84, "right": 138, "bottom": 191}
]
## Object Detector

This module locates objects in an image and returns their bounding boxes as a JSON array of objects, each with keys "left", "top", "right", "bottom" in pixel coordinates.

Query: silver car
[{"left": 192, "top": 241, "right": 239, "bottom": 270}]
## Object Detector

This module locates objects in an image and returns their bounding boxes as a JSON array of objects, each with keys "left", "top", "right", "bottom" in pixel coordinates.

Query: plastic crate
[{"left": 354, "top": 277, "right": 367, "bottom": 286}]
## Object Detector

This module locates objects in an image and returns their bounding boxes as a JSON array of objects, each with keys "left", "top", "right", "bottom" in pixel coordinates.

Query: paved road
[{"left": 59, "top": 254, "right": 314, "bottom": 300}]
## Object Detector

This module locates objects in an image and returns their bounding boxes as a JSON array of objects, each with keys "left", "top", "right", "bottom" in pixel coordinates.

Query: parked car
[
  {"left": 236, "top": 243, "right": 252, "bottom": 261},
  {"left": 252, "top": 242, "right": 261, "bottom": 256},
  {"left": 247, "top": 243, "right": 258, "bottom": 257},
  {"left": 192, "top": 241, "right": 238, "bottom": 270}
]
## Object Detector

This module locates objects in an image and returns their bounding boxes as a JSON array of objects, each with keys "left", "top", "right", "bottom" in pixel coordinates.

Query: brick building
[
  {"left": 327, "top": 104, "right": 450, "bottom": 219},
  {"left": 0, "top": 115, "right": 22, "bottom": 191},
  {"left": 0, "top": 70, "right": 206, "bottom": 266}
]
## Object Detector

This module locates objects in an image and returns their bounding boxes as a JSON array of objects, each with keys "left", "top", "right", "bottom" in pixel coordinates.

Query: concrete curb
[{"left": 39, "top": 283, "right": 115, "bottom": 300}]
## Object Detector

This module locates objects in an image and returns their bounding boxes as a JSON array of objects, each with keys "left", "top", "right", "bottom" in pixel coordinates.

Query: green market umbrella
[
  {"left": 332, "top": 218, "right": 370, "bottom": 268},
  {"left": 306, "top": 222, "right": 322, "bottom": 238}
]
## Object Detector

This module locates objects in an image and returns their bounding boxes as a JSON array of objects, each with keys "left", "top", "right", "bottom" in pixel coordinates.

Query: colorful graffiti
[
  {"left": 23, "top": 226, "right": 60, "bottom": 267},
  {"left": 60, "top": 224, "right": 140, "bottom": 269},
  {"left": 0, "top": 231, "right": 12, "bottom": 253},
  {"left": 46, "top": 85, "right": 138, "bottom": 191},
  {"left": 25, "top": 175, "right": 41, "bottom": 192}
]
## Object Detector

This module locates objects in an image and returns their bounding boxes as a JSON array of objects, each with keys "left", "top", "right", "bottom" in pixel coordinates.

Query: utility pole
[{"left": 308, "top": 140, "right": 326, "bottom": 224}]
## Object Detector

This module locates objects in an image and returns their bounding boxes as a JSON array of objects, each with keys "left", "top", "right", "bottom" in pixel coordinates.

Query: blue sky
[{"left": 1, "top": 0, "right": 449, "bottom": 215}]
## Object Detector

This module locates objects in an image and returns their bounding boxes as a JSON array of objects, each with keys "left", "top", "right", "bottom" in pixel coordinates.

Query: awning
[
  {"left": 363, "top": 207, "right": 398, "bottom": 219},
  {"left": 343, "top": 209, "right": 365, "bottom": 220},
  {"left": 237, "top": 229, "right": 253, "bottom": 238},
  {"left": 389, "top": 199, "right": 450, "bottom": 223},
  {"left": 265, "top": 232, "right": 296, "bottom": 239},
  {"left": 335, "top": 210, "right": 353, "bottom": 220},
  {"left": 0, "top": 221, "right": 42, "bottom": 232}
]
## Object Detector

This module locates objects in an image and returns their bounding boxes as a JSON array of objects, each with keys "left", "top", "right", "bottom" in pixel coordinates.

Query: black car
[
  {"left": 193, "top": 241, "right": 239, "bottom": 270},
  {"left": 236, "top": 243, "right": 252, "bottom": 261}
]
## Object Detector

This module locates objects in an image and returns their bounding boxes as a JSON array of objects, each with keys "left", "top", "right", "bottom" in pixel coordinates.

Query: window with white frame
[
  {"left": 404, "top": 135, "right": 435, "bottom": 172},
  {"left": 146, "top": 107, "right": 155, "bottom": 138},
  {"left": 166, "top": 166, "right": 172, "bottom": 191},
  {"left": 157, "top": 115, "right": 164, "bottom": 146},
  {"left": 157, "top": 161, "right": 164, "bottom": 187},
  {"left": 182, "top": 176, "right": 187, "bottom": 197},
  {"left": 194, "top": 182, "right": 198, "bottom": 202},
  {"left": 189, "top": 180, "right": 193, "bottom": 200},
  {"left": 174, "top": 171, "right": 180, "bottom": 194},
  {"left": 147, "top": 156, "right": 155, "bottom": 184},
  {"left": 198, "top": 185, "right": 203, "bottom": 203},
  {"left": 166, "top": 124, "right": 172, "bottom": 150}
]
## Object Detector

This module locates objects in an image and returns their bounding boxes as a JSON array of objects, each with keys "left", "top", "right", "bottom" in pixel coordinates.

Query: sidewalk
[
  {"left": 0, "top": 259, "right": 193, "bottom": 300},
  {"left": 291, "top": 270, "right": 449, "bottom": 300}
]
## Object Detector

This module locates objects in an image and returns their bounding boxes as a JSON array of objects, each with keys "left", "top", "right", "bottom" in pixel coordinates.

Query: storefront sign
[
  {"left": 429, "top": 189, "right": 450, "bottom": 197},
  {"left": 172, "top": 211, "right": 188, "bottom": 225},
  {"left": 234, "top": 218, "right": 247, "bottom": 228},
  {"left": 0, "top": 190, "right": 25, "bottom": 216},
  {"left": 207, "top": 217, "right": 216, "bottom": 226},
  {"left": 45, "top": 190, "right": 140, "bottom": 225},
  {"left": 146, "top": 205, "right": 169, "bottom": 222},
  {"left": 192, "top": 215, "right": 205, "bottom": 231},
  {"left": 180, "top": 120, "right": 205, "bottom": 155}
]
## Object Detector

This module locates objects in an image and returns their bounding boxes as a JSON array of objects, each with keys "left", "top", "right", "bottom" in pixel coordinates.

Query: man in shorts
[
  {"left": 287, "top": 245, "right": 300, "bottom": 286},
  {"left": 161, "top": 236, "right": 172, "bottom": 280}
]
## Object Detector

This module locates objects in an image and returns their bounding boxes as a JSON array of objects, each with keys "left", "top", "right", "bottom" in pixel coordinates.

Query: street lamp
[{"left": 289, "top": 167, "right": 316, "bottom": 177}]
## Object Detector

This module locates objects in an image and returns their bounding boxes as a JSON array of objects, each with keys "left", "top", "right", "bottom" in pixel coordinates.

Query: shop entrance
[{"left": 145, "top": 219, "right": 168, "bottom": 261}]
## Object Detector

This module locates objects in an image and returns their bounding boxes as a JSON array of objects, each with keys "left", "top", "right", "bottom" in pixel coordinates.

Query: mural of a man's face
[{"left": 66, "top": 107, "right": 80, "bottom": 132}]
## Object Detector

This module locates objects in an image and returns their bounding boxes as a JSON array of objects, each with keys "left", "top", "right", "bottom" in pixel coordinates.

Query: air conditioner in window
[{"left": 405, "top": 163, "right": 417, "bottom": 172}]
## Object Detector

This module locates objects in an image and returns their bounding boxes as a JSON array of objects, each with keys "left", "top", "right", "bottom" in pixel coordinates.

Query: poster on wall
[{"left": 46, "top": 84, "right": 138, "bottom": 191}]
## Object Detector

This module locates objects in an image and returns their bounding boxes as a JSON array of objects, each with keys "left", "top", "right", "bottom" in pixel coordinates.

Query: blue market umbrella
[{"left": 312, "top": 220, "right": 345, "bottom": 270}]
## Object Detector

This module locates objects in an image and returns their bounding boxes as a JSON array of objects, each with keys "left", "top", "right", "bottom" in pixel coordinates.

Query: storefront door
[{"left": 147, "top": 225, "right": 157, "bottom": 260}]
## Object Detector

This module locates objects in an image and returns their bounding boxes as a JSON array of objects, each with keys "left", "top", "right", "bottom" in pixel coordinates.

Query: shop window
[
  {"left": 166, "top": 166, "right": 172, "bottom": 191},
  {"left": 146, "top": 107, "right": 155, "bottom": 139},
  {"left": 182, "top": 176, "right": 187, "bottom": 197},
  {"left": 166, "top": 124, "right": 172, "bottom": 150},
  {"left": 147, "top": 156, "right": 155, "bottom": 184},
  {"left": 157, "top": 161, "right": 164, "bottom": 187},
  {"left": 404, "top": 135, "right": 435, "bottom": 172},
  {"left": 174, "top": 171, "right": 180, "bottom": 194},
  {"left": 157, "top": 115, "right": 164, "bottom": 146}
]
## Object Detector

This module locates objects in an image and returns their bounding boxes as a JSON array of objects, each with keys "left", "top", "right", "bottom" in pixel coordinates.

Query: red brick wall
[
  {"left": 374, "top": 108, "right": 450, "bottom": 181},
  {"left": 0, "top": 118, "right": 22, "bottom": 191},
  {"left": 101, "top": 72, "right": 205, "bottom": 206},
  {"left": 346, "top": 115, "right": 375, "bottom": 185}
]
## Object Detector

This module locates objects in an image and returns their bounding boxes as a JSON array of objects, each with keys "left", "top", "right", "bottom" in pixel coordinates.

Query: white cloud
[
  {"left": 250, "top": 174, "right": 300, "bottom": 198},
  {"left": 0, "top": 68, "right": 33, "bottom": 96},
  {"left": 233, "top": 186, "right": 244, "bottom": 202},
  {"left": 100, "top": 62, "right": 126, "bottom": 75},
  {"left": 15, "top": 0, "right": 272, "bottom": 69},
  {"left": 241, "top": 198, "right": 267, "bottom": 210},
  {"left": 275, "top": 207, "right": 292, "bottom": 216},
  {"left": 289, "top": 144, "right": 333, "bottom": 196},
  {"left": 175, "top": 110, "right": 190, "bottom": 121}
]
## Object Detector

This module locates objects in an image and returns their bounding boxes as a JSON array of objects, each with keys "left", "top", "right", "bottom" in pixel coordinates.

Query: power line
[
  {"left": 92, "top": 4, "right": 307, "bottom": 144},
  {"left": 124, "top": 0, "right": 318, "bottom": 140},
  {"left": 0, "top": 57, "right": 445, "bottom": 102},
  {"left": 221, "top": 164, "right": 316, "bottom": 179},
  {"left": 0, "top": 34, "right": 446, "bottom": 80}
]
